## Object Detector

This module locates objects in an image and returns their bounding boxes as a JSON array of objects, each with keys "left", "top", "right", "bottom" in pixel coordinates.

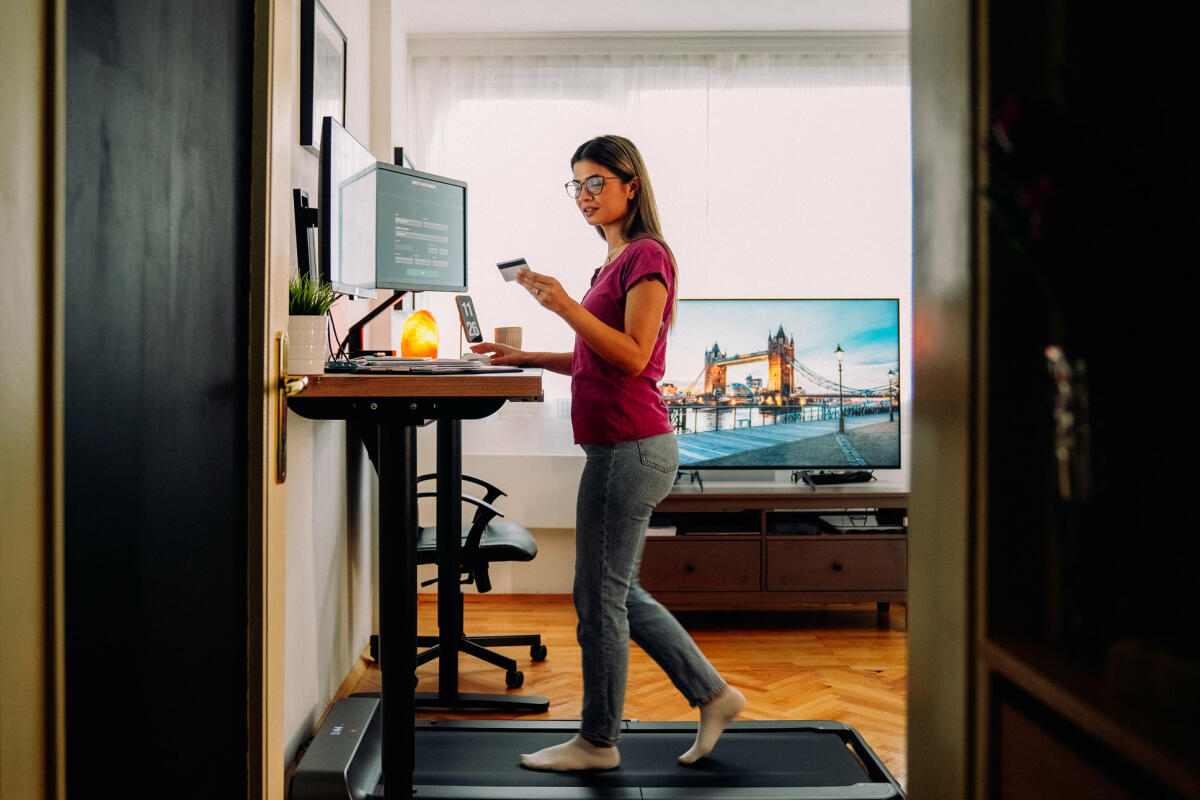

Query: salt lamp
[{"left": 400, "top": 310, "right": 439, "bottom": 358}]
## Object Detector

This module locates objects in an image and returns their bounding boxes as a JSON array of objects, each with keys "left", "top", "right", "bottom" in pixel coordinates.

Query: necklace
[{"left": 604, "top": 242, "right": 629, "bottom": 266}]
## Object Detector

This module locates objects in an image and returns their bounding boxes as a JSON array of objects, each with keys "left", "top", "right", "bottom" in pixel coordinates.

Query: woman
[{"left": 471, "top": 135, "right": 744, "bottom": 771}]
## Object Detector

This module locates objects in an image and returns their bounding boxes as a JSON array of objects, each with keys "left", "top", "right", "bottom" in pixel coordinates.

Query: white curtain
[{"left": 405, "top": 42, "right": 911, "bottom": 402}]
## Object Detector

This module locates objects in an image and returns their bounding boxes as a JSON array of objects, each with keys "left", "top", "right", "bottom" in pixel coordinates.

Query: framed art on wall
[{"left": 300, "top": 0, "right": 346, "bottom": 152}]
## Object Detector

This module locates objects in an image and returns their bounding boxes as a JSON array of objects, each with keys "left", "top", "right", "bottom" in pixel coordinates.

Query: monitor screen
[
  {"left": 375, "top": 163, "right": 467, "bottom": 293},
  {"left": 318, "top": 117, "right": 377, "bottom": 299},
  {"left": 663, "top": 298, "right": 901, "bottom": 470}
]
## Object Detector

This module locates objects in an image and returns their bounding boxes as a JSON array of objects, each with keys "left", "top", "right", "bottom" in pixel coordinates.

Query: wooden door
[
  {"left": 979, "top": 3, "right": 1197, "bottom": 797},
  {"left": 60, "top": 1, "right": 270, "bottom": 797}
]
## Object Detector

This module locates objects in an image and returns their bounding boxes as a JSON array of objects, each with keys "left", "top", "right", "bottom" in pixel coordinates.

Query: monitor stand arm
[{"left": 341, "top": 290, "right": 408, "bottom": 358}]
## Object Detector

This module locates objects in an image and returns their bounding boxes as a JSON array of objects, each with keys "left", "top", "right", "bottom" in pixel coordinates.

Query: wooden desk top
[{"left": 292, "top": 368, "right": 543, "bottom": 400}]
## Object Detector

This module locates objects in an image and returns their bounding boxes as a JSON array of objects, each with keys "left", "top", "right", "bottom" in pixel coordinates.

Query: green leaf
[{"left": 288, "top": 273, "right": 338, "bottom": 316}]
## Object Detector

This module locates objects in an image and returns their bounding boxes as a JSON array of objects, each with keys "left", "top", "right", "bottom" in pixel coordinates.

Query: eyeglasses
[{"left": 564, "top": 175, "right": 622, "bottom": 199}]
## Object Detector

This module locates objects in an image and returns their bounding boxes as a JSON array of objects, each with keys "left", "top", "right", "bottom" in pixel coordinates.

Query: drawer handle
[
  {"left": 831, "top": 561, "right": 843, "bottom": 572},
  {"left": 684, "top": 561, "right": 696, "bottom": 573}
]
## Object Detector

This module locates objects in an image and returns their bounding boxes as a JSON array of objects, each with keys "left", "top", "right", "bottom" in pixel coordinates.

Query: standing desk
[{"left": 288, "top": 369, "right": 546, "bottom": 794}]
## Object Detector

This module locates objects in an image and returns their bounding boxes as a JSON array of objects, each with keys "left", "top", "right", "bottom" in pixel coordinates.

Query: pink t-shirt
[{"left": 571, "top": 237, "right": 676, "bottom": 445}]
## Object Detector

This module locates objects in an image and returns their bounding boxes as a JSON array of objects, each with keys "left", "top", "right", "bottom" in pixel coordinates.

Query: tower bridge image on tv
[{"left": 661, "top": 323, "right": 900, "bottom": 469}]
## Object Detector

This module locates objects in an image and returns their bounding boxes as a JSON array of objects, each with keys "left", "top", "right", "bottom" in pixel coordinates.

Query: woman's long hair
[{"left": 571, "top": 135, "right": 678, "bottom": 327}]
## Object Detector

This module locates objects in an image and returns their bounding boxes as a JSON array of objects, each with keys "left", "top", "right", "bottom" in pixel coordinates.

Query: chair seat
[{"left": 416, "top": 520, "right": 538, "bottom": 564}]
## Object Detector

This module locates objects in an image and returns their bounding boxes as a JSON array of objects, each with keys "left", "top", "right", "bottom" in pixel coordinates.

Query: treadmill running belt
[
  {"left": 415, "top": 727, "right": 871, "bottom": 788},
  {"left": 289, "top": 698, "right": 905, "bottom": 799}
]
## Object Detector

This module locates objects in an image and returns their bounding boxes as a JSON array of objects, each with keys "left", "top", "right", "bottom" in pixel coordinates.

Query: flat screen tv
[
  {"left": 375, "top": 163, "right": 468, "bottom": 293},
  {"left": 318, "top": 116, "right": 377, "bottom": 299},
  {"left": 663, "top": 298, "right": 901, "bottom": 472}
]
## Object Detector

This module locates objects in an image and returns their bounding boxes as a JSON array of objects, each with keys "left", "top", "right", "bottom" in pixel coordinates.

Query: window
[{"left": 406, "top": 37, "right": 911, "bottom": 404}]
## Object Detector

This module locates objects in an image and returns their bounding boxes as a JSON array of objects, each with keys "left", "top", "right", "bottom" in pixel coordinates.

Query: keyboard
[
  {"left": 359, "top": 357, "right": 479, "bottom": 366},
  {"left": 330, "top": 356, "right": 520, "bottom": 375}
]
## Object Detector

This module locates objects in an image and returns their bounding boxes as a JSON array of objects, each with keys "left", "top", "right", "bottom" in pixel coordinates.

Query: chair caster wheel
[
  {"left": 506, "top": 670, "right": 524, "bottom": 689},
  {"left": 530, "top": 644, "right": 548, "bottom": 661}
]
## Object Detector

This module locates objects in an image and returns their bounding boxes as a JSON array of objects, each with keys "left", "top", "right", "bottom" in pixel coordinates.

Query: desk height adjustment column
[
  {"left": 437, "top": 419, "right": 464, "bottom": 698},
  {"left": 376, "top": 422, "right": 418, "bottom": 790}
]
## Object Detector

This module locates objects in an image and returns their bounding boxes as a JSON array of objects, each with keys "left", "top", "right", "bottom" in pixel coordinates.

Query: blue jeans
[{"left": 574, "top": 433, "right": 726, "bottom": 744}]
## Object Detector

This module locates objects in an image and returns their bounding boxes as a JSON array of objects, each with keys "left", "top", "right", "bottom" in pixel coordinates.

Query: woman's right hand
[{"left": 469, "top": 341, "right": 526, "bottom": 366}]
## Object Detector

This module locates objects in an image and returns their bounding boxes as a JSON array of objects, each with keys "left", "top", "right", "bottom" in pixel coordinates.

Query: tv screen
[
  {"left": 663, "top": 298, "right": 901, "bottom": 470},
  {"left": 318, "top": 117, "right": 377, "bottom": 299},
  {"left": 375, "top": 163, "right": 468, "bottom": 293}
]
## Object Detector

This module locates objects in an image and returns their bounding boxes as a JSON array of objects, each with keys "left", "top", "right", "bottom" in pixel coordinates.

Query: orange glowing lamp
[{"left": 400, "top": 310, "right": 439, "bottom": 358}]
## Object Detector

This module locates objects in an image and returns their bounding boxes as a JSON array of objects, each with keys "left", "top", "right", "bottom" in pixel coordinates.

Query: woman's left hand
[{"left": 516, "top": 268, "right": 571, "bottom": 314}]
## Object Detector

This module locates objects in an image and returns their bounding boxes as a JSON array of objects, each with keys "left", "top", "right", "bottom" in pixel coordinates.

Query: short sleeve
[{"left": 619, "top": 239, "right": 673, "bottom": 295}]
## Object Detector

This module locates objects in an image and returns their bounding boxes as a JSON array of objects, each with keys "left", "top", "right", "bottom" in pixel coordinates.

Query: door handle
[
  {"left": 283, "top": 375, "right": 308, "bottom": 396},
  {"left": 276, "top": 331, "right": 308, "bottom": 483}
]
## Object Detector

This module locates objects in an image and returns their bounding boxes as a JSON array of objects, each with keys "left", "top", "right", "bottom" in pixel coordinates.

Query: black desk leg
[
  {"left": 377, "top": 422, "right": 417, "bottom": 794},
  {"left": 436, "top": 418, "right": 463, "bottom": 701}
]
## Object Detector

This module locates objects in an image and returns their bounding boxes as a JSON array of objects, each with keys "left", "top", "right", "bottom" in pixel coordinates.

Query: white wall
[
  {"left": 283, "top": 0, "right": 409, "bottom": 769},
  {"left": 416, "top": 409, "right": 585, "bottom": 594}
]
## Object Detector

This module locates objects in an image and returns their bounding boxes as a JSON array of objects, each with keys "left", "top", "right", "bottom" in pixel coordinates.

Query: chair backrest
[{"left": 415, "top": 475, "right": 513, "bottom": 593}]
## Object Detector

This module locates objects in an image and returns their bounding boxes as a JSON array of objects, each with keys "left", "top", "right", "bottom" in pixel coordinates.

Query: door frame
[
  {"left": 249, "top": 0, "right": 295, "bottom": 798},
  {"left": 908, "top": 0, "right": 981, "bottom": 798},
  {"left": 0, "top": 1, "right": 65, "bottom": 797}
]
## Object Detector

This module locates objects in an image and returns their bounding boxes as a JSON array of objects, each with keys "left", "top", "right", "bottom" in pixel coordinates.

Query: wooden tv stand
[{"left": 640, "top": 475, "right": 908, "bottom": 611}]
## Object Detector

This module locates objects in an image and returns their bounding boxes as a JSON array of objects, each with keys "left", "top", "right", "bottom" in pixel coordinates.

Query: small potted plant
[{"left": 287, "top": 273, "right": 337, "bottom": 374}]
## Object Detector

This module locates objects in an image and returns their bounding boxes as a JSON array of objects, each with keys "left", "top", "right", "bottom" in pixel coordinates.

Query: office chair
[{"left": 413, "top": 473, "right": 547, "bottom": 689}]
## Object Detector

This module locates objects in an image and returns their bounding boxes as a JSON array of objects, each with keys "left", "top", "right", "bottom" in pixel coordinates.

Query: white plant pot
[{"left": 287, "top": 314, "right": 328, "bottom": 374}]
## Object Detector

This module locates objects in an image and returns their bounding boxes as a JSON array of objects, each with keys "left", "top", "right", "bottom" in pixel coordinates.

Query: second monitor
[{"left": 376, "top": 163, "right": 468, "bottom": 293}]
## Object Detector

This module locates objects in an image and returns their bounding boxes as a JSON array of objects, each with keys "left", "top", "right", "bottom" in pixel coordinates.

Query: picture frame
[{"left": 300, "top": 0, "right": 346, "bottom": 153}]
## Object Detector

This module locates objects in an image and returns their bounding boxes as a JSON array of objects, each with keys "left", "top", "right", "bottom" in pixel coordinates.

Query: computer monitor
[
  {"left": 318, "top": 116, "right": 377, "bottom": 299},
  {"left": 375, "top": 163, "right": 468, "bottom": 293}
]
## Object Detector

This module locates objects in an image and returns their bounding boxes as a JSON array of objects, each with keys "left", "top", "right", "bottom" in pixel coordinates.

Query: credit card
[{"left": 497, "top": 257, "right": 528, "bottom": 282}]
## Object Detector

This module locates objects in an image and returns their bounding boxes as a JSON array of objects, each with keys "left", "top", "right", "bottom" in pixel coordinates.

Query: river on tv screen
[{"left": 663, "top": 299, "right": 901, "bottom": 469}]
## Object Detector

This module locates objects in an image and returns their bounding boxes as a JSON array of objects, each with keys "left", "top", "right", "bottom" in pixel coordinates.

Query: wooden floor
[{"left": 353, "top": 593, "right": 907, "bottom": 788}]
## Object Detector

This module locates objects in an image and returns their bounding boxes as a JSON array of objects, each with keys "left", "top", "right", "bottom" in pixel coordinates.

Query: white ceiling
[{"left": 399, "top": 0, "right": 908, "bottom": 35}]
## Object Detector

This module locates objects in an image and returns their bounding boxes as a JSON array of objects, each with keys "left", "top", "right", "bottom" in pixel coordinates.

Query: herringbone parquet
[{"left": 353, "top": 594, "right": 907, "bottom": 788}]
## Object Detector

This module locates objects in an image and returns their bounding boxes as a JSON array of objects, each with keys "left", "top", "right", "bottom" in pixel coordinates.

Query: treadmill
[{"left": 290, "top": 694, "right": 905, "bottom": 799}]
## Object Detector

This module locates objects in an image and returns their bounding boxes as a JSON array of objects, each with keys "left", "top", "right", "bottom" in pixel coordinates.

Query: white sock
[
  {"left": 520, "top": 734, "right": 620, "bottom": 772},
  {"left": 679, "top": 685, "right": 746, "bottom": 764}
]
